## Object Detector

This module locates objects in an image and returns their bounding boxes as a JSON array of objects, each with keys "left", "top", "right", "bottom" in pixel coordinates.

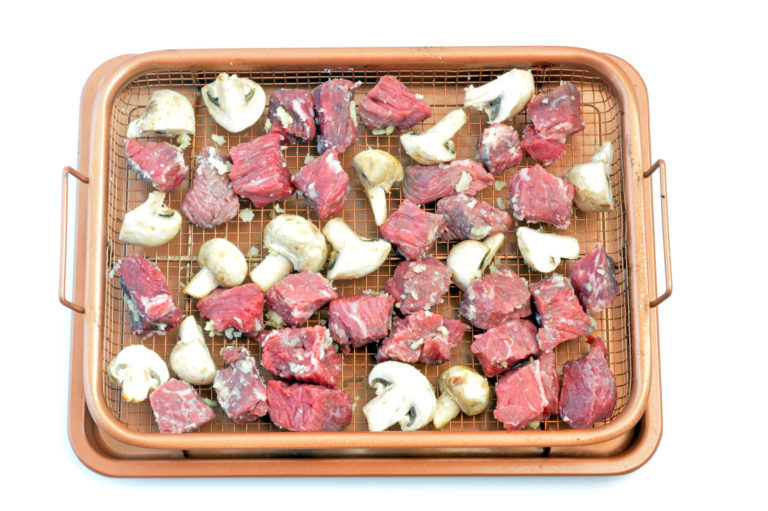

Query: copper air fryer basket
[{"left": 62, "top": 47, "right": 670, "bottom": 458}]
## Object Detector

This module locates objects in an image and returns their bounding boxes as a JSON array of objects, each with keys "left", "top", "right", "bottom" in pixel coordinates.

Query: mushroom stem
[
  {"left": 366, "top": 186, "right": 388, "bottom": 226},
  {"left": 183, "top": 267, "right": 219, "bottom": 298},
  {"left": 433, "top": 392, "right": 461, "bottom": 430},
  {"left": 120, "top": 366, "right": 153, "bottom": 403},
  {"left": 400, "top": 109, "right": 467, "bottom": 165},
  {"left": 363, "top": 392, "right": 413, "bottom": 432},
  {"left": 249, "top": 253, "right": 294, "bottom": 291},
  {"left": 322, "top": 218, "right": 391, "bottom": 281},
  {"left": 322, "top": 218, "right": 361, "bottom": 247}
]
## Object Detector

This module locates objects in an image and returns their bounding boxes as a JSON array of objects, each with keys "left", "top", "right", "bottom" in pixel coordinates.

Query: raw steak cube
[
  {"left": 385, "top": 258, "right": 452, "bottom": 314},
  {"left": 508, "top": 164, "right": 574, "bottom": 229},
  {"left": 328, "top": 294, "right": 395, "bottom": 351},
  {"left": 437, "top": 194, "right": 512, "bottom": 241},
  {"left": 181, "top": 147, "right": 239, "bottom": 229},
  {"left": 228, "top": 134, "right": 294, "bottom": 208},
  {"left": 266, "top": 380, "right": 353, "bottom": 432},
  {"left": 266, "top": 88, "right": 316, "bottom": 143},
  {"left": 570, "top": 244, "right": 619, "bottom": 315},
  {"left": 358, "top": 75, "right": 431, "bottom": 131},
  {"left": 520, "top": 125, "right": 567, "bottom": 166},
  {"left": 197, "top": 283, "right": 265, "bottom": 338},
  {"left": 149, "top": 379, "right": 215, "bottom": 433},
  {"left": 403, "top": 159, "right": 494, "bottom": 205},
  {"left": 291, "top": 150, "right": 349, "bottom": 219},
  {"left": 266, "top": 271, "right": 337, "bottom": 326},
  {"left": 118, "top": 254, "right": 183, "bottom": 337},
  {"left": 559, "top": 337, "right": 617, "bottom": 428},
  {"left": 376, "top": 311, "right": 466, "bottom": 365},
  {"left": 494, "top": 358, "right": 550, "bottom": 430},
  {"left": 313, "top": 79, "right": 359, "bottom": 154},
  {"left": 460, "top": 270, "right": 532, "bottom": 330},
  {"left": 477, "top": 123, "right": 523, "bottom": 175},
  {"left": 539, "top": 350, "right": 560, "bottom": 420},
  {"left": 530, "top": 274, "right": 595, "bottom": 352},
  {"left": 470, "top": 319, "right": 538, "bottom": 377},
  {"left": 125, "top": 138, "right": 188, "bottom": 193},
  {"left": 213, "top": 346, "right": 268, "bottom": 424},
  {"left": 528, "top": 82, "right": 585, "bottom": 139},
  {"left": 258, "top": 326, "right": 342, "bottom": 388},
  {"left": 379, "top": 200, "right": 446, "bottom": 260}
]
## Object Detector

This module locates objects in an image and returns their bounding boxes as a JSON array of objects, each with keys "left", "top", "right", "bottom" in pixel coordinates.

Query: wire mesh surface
[{"left": 103, "top": 65, "right": 631, "bottom": 436}]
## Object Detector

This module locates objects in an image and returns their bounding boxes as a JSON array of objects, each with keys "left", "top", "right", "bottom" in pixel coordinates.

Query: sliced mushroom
[
  {"left": 363, "top": 361, "right": 436, "bottom": 432},
  {"left": 565, "top": 141, "right": 615, "bottom": 212},
  {"left": 202, "top": 73, "right": 266, "bottom": 133},
  {"left": 169, "top": 316, "right": 217, "bottom": 386},
  {"left": 400, "top": 109, "right": 467, "bottom": 165},
  {"left": 433, "top": 366, "right": 490, "bottom": 429},
  {"left": 447, "top": 233, "right": 505, "bottom": 291},
  {"left": 183, "top": 239, "right": 248, "bottom": 299},
  {"left": 353, "top": 149, "right": 404, "bottom": 225},
  {"left": 107, "top": 345, "right": 170, "bottom": 403},
  {"left": 126, "top": 89, "right": 195, "bottom": 138},
  {"left": 463, "top": 69, "right": 535, "bottom": 124},
  {"left": 322, "top": 218, "right": 391, "bottom": 280},
  {"left": 517, "top": 226, "right": 579, "bottom": 273},
  {"left": 118, "top": 191, "right": 182, "bottom": 247}
]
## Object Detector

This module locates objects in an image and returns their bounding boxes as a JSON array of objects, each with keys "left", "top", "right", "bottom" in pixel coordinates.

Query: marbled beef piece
[
  {"left": 403, "top": 159, "right": 494, "bottom": 205},
  {"left": 470, "top": 319, "right": 538, "bottom": 377},
  {"left": 530, "top": 274, "right": 595, "bottom": 352},
  {"left": 493, "top": 358, "right": 549, "bottom": 430},
  {"left": 459, "top": 270, "right": 531, "bottom": 330},
  {"left": 118, "top": 254, "right": 183, "bottom": 338},
  {"left": 528, "top": 82, "right": 585, "bottom": 140},
  {"left": 328, "top": 294, "right": 395, "bottom": 351},
  {"left": 258, "top": 326, "right": 341, "bottom": 388},
  {"left": 538, "top": 350, "right": 560, "bottom": 420},
  {"left": 508, "top": 164, "right": 574, "bottom": 229},
  {"left": 313, "top": 79, "right": 359, "bottom": 154},
  {"left": 376, "top": 311, "right": 466, "bottom": 365},
  {"left": 266, "top": 380, "right": 353, "bottom": 432},
  {"left": 125, "top": 138, "right": 188, "bottom": 193},
  {"left": 559, "top": 336, "right": 617, "bottom": 428},
  {"left": 266, "top": 271, "right": 337, "bottom": 327},
  {"left": 213, "top": 346, "right": 268, "bottom": 424},
  {"left": 477, "top": 123, "right": 523, "bottom": 175},
  {"left": 291, "top": 150, "right": 349, "bottom": 219},
  {"left": 181, "top": 147, "right": 239, "bottom": 229},
  {"left": 228, "top": 134, "right": 294, "bottom": 208},
  {"left": 570, "top": 244, "right": 619, "bottom": 316},
  {"left": 436, "top": 194, "right": 512, "bottom": 241},
  {"left": 385, "top": 258, "right": 452, "bottom": 315},
  {"left": 358, "top": 75, "right": 431, "bottom": 132},
  {"left": 379, "top": 200, "right": 446, "bottom": 260},
  {"left": 266, "top": 89, "right": 316, "bottom": 144},
  {"left": 520, "top": 125, "right": 567, "bottom": 166},
  {"left": 197, "top": 283, "right": 264, "bottom": 339},
  {"left": 149, "top": 379, "right": 215, "bottom": 434}
]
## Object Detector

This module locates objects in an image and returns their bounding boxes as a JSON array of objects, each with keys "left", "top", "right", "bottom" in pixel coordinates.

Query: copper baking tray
[{"left": 62, "top": 47, "right": 670, "bottom": 475}]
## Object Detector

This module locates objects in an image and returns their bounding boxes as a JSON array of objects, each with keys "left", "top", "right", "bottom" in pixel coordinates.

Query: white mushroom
[
  {"left": 447, "top": 233, "right": 505, "bottom": 291},
  {"left": 107, "top": 345, "right": 170, "bottom": 403},
  {"left": 517, "top": 226, "right": 580, "bottom": 273},
  {"left": 463, "top": 69, "right": 535, "bottom": 124},
  {"left": 322, "top": 218, "right": 391, "bottom": 280},
  {"left": 400, "top": 109, "right": 467, "bottom": 165},
  {"left": 118, "top": 191, "right": 182, "bottom": 247},
  {"left": 352, "top": 149, "right": 404, "bottom": 225},
  {"left": 363, "top": 361, "right": 437, "bottom": 432},
  {"left": 565, "top": 141, "right": 615, "bottom": 212},
  {"left": 433, "top": 366, "right": 490, "bottom": 429},
  {"left": 249, "top": 215, "right": 328, "bottom": 291},
  {"left": 126, "top": 89, "right": 195, "bottom": 138},
  {"left": 169, "top": 316, "right": 217, "bottom": 386},
  {"left": 202, "top": 73, "right": 266, "bottom": 133},
  {"left": 183, "top": 239, "right": 248, "bottom": 299}
]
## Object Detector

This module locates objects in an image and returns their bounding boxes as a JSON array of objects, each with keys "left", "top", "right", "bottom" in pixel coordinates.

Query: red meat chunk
[
  {"left": 376, "top": 311, "right": 466, "bottom": 365},
  {"left": 508, "top": 164, "right": 574, "bottom": 229},
  {"left": 539, "top": 350, "right": 560, "bottom": 420},
  {"left": 403, "top": 159, "right": 494, "bottom": 205},
  {"left": 569, "top": 244, "right": 619, "bottom": 316},
  {"left": 266, "top": 380, "right": 353, "bottom": 432},
  {"left": 385, "top": 258, "right": 452, "bottom": 315},
  {"left": 228, "top": 134, "right": 294, "bottom": 208},
  {"left": 313, "top": 79, "right": 359, "bottom": 154},
  {"left": 213, "top": 346, "right": 268, "bottom": 424},
  {"left": 437, "top": 194, "right": 512, "bottom": 241},
  {"left": 117, "top": 254, "right": 183, "bottom": 338},
  {"left": 477, "top": 123, "right": 523, "bottom": 175},
  {"left": 290, "top": 150, "right": 349, "bottom": 219},
  {"left": 379, "top": 200, "right": 446, "bottom": 260},
  {"left": 520, "top": 125, "right": 566, "bottom": 166},
  {"left": 470, "top": 319, "right": 538, "bottom": 377},
  {"left": 181, "top": 147, "right": 239, "bottom": 229},
  {"left": 493, "top": 358, "right": 550, "bottom": 430},
  {"left": 149, "top": 379, "right": 215, "bottom": 434},
  {"left": 530, "top": 275, "right": 595, "bottom": 352},
  {"left": 258, "top": 326, "right": 341, "bottom": 388},
  {"left": 125, "top": 138, "right": 188, "bottom": 193},
  {"left": 358, "top": 75, "right": 431, "bottom": 131},
  {"left": 459, "top": 270, "right": 531, "bottom": 330},
  {"left": 328, "top": 294, "right": 395, "bottom": 351},
  {"left": 197, "top": 283, "right": 265, "bottom": 338},
  {"left": 528, "top": 82, "right": 585, "bottom": 139},
  {"left": 266, "top": 88, "right": 316, "bottom": 144},
  {"left": 266, "top": 271, "right": 337, "bottom": 327},
  {"left": 559, "top": 337, "right": 617, "bottom": 428}
]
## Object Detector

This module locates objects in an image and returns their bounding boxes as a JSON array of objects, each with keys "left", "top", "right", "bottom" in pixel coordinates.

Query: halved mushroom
[
  {"left": 183, "top": 239, "right": 248, "bottom": 299},
  {"left": 322, "top": 218, "right": 391, "bottom": 280},
  {"left": 433, "top": 366, "right": 490, "bottom": 429},
  {"left": 447, "top": 233, "right": 505, "bottom": 291},
  {"left": 463, "top": 69, "right": 535, "bottom": 124},
  {"left": 118, "top": 191, "right": 182, "bottom": 247},
  {"left": 565, "top": 141, "right": 615, "bottom": 212},
  {"left": 107, "top": 345, "right": 170, "bottom": 403},
  {"left": 126, "top": 89, "right": 195, "bottom": 138},
  {"left": 517, "top": 226, "right": 580, "bottom": 273},
  {"left": 363, "top": 361, "right": 437, "bottom": 432},
  {"left": 400, "top": 109, "right": 467, "bottom": 165},
  {"left": 353, "top": 149, "right": 404, "bottom": 225},
  {"left": 202, "top": 73, "right": 266, "bottom": 133},
  {"left": 169, "top": 316, "right": 217, "bottom": 386}
]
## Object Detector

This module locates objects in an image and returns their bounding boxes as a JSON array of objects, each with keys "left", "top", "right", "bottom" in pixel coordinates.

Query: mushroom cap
[
  {"left": 198, "top": 238, "right": 248, "bottom": 288},
  {"left": 463, "top": 69, "right": 534, "bottom": 124},
  {"left": 517, "top": 227, "right": 580, "bottom": 273},
  {"left": 118, "top": 191, "right": 182, "bottom": 247},
  {"left": 263, "top": 214, "right": 328, "bottom": 273},
  {"left": 438, "top": 365, "right": 490, "bottom": 416},
  {"left": 353, "top": 149, "right": 404, "bottom": 192},
  {"left": 169, "top": 316, "right": 216, "bottom": 386},
  {"left": 364, "top": 361, "right": 436, "bottom": 432},
  {"left": 322, "top": 218, "right": 391, "bottom": 280},
  {"left": 447, "top": 240, "right": 489, "bottom": 291},
  {"left": 126, "top": 89, "right": 195, "bottom": 138},
  {"left": 202, "top": 73, "right": 266, "bottom": 133},
  {"left": 400, "top": 109, "right": 466, "bottom": 165},
  {"left": 107, "top": 345, "right": 169, "bottom": 403}
]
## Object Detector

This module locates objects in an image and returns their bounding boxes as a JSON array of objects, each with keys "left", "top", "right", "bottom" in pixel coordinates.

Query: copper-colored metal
[
  {"left": 60, "top": 166, "right": 89, "bottom": 313},
  {"left": 643, "top": 160, "right": 672, "bottom": 307}
]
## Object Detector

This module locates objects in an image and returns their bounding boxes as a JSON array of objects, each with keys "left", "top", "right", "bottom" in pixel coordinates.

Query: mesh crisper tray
[{"left": 102, "top": 65, "right": 630, "bottom": 437}]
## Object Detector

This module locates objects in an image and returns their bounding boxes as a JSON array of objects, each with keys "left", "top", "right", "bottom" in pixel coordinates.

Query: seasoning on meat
[
  {"left": 477, "top": 123, "right": 523, "bottom": 175},
  {"left": 228, "top": 133, "right": 294, "bottom": 208},
  {"left": 313, "top": 79, "right": 359, "bottom": 154},
  {"left": 519, "top": 125, "right": 567, "bottom": 166},
  {"left": 436, "top": 194, "right": 512, "bottom": 241},
  {"left": 459, "top": 269, "right": 531, "bottom": 330},
  {"left": 291, "top": 150, "right": 349, "bottom": 219},
  {"left": 266, "top": 271, "right": 337, "bottom": 327},
  {"left": 258, "top": 326, "right": 342, "bottom": 388},
  {"left": 570, "top": 244, "right": 619, "bottom": 316},
  {"left": 385, "top": 258, "right": 452, "bottom": 315},
  {"left": 528, "top": 82, "right": 585, "bottom": 140},
  {"left": 328, "top": 294, "right": 395, "bottom": 351},
  {"left": 149, "top": 379, "right": 215, "bottom": 434},
  {"left": 508, "top": 164, "right": 574, "bottom": 229},
  {"left": 266, "top": 380, "right": 353, "bottom": 432},
  {"left": 376, "top": 311, "right": 467, "bottom": 365},
  {"left": 125, "top": 138, "right": 188, "bottom": 193},
  {"left": 265, "top": 88, "right": 316, "bottom": 143},
  {"left": 402, "top": 159, "right": 493, "bottom": 205},
  {"left": 358, "top": 75, "right": 431, "bottom": 132},
  {"left": 470, "top": 319, "right": 539, "bottom": 378},
  {"left": 493, "top": 357, "right": 550, "bottom": 430},
  {"left": 530, "top": 274, "right": 595, "bottom": 352},
  {"left": 181, "top": 147, "right": 239, "bottom": 229},
  {"left": 213, "top": 346, "right": 268, "bottom": 424},
  {"left": 559, "top": 336, "right": 617, "bottom": 428},
  {"left": 379, "top": 200, "right": 446, "bottom": 260},
  {"left": 197, "top": 283, "right": 265, "bottom": 339}
]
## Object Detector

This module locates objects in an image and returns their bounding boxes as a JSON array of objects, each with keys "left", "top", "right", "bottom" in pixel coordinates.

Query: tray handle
[
  {"left": 60, "top": 166, "right": 89, "bottom": 313},
  {"left": 643, "top": 159, "right": 672, "bottom": 307}
]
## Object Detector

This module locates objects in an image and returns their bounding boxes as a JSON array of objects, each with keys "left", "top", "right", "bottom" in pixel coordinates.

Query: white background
[{"left": 2, "top": 0, "right": 764, "bottom": 508}]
